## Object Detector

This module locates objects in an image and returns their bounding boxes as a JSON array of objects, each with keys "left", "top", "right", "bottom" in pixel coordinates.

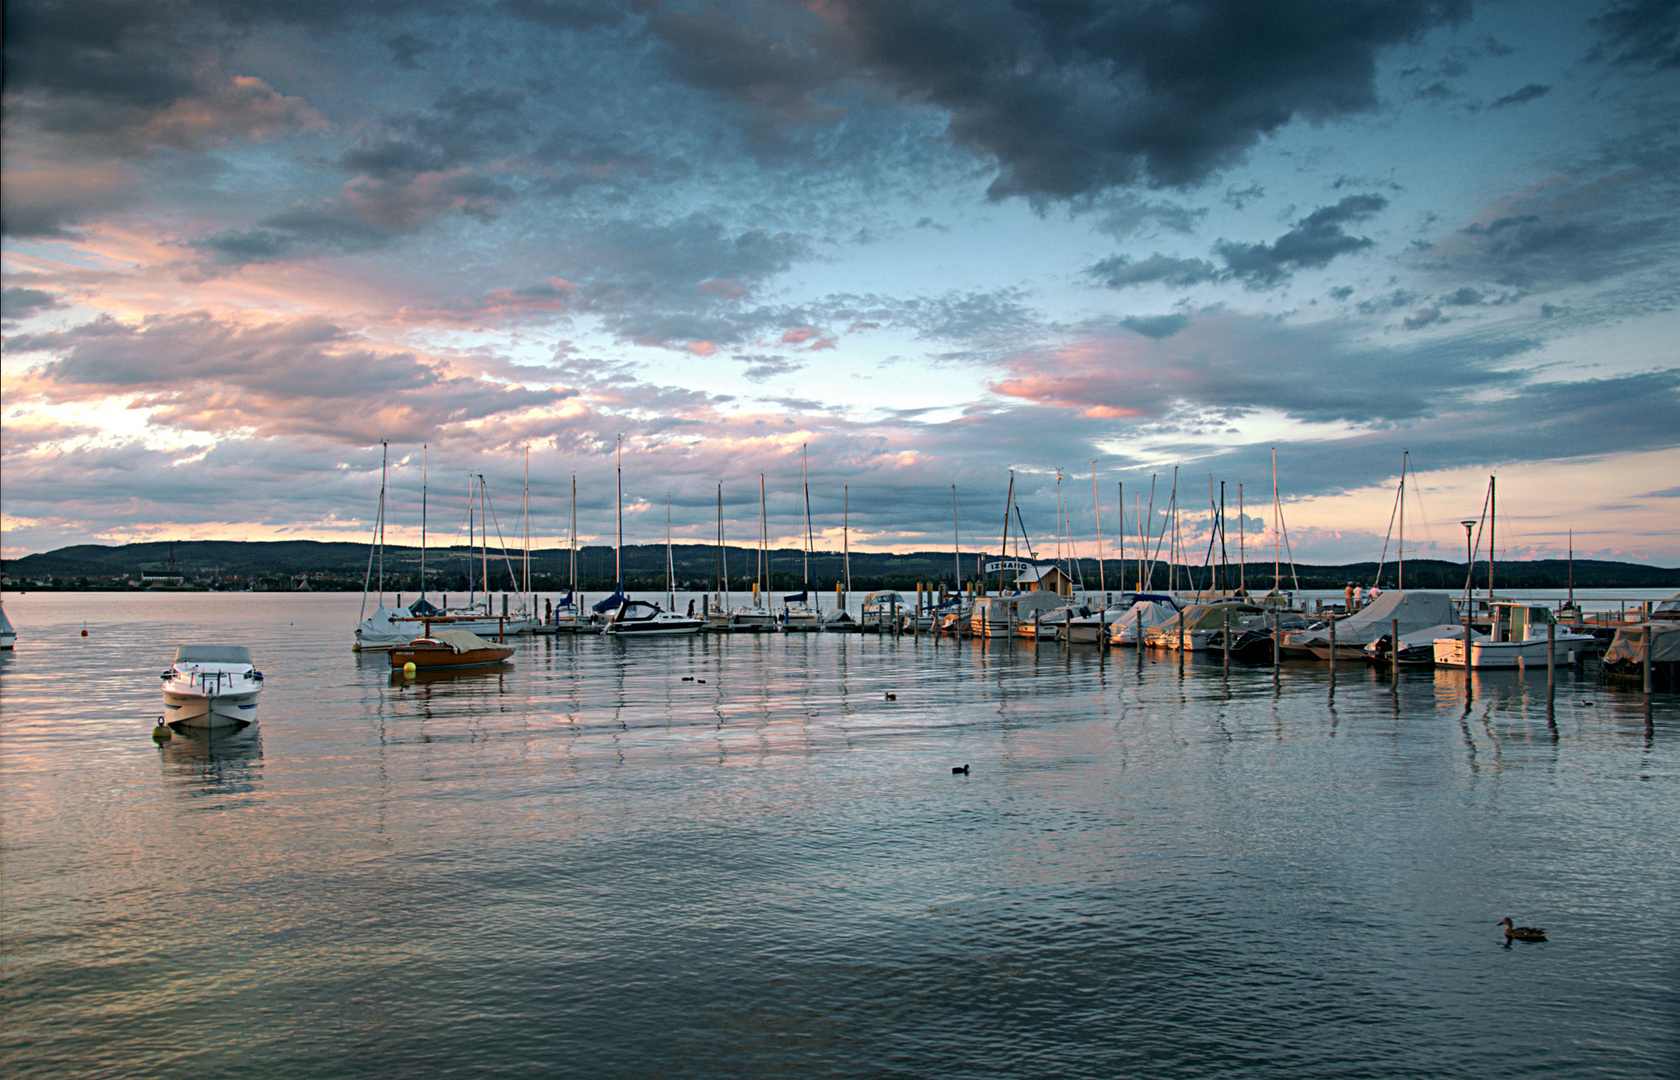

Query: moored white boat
[
  {"left": 603, "top": 599, "right": 704, "bottom": 636},
  {"left": 1432, "top": 603, "right": 1596, "bottom": 668},
  {"left": 160, "top": 645, "right": 263, "bottom": 728},
  {"left": 0, "top": 601, "right": 15, "bottom": 650}
]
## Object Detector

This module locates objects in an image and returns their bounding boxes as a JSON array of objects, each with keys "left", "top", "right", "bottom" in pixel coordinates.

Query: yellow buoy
[
  {"left": 403, "top": 661, "right": 417, "bottom": 676},
  {"left": 151, "top": 722, "right": 172, "bottom": 741}
]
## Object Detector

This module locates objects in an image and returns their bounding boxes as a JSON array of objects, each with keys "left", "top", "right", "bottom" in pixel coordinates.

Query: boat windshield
[{"left": 174, "top": 645, "right": 253, "bottom": 665}]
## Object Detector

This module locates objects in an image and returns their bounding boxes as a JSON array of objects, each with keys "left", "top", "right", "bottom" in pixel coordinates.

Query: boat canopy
[
  {"left": 408, "top": 596, "right": 441, "bottom": 616},
  {"left": 174, "top": 645, "right": 253, "bottom": 664},
  {"left": 782, "top": 591, "right": 808, "bottom": 603},
  {"left": 428, "top": 630, "right": 497, "bottom": 653},
  {"left": 593, "top": 590, "right": 627, "bottom": 613},
  {"left": 1288, "top": 590, "right": 1457, "bottom": 647}
]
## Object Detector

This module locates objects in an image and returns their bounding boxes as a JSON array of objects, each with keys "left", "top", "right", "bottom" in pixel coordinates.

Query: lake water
[{"left": 2, "top": 591, "right": 1676, "bottom": 1079}]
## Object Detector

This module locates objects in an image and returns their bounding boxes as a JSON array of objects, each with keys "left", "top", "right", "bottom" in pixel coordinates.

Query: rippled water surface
[{"left": 2, "top": 592, "right": 1676, "bottom": 1079}]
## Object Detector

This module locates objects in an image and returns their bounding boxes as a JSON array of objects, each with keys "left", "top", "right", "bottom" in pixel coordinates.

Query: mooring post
[
  {"left": 1547, "top": 620, "right": 1556, "bottom": 694},
  {"left": 1645, "top": 626, "right": 1654, "bottom": 695},
  {"left": 1222, "top": 607, "right": 1230, "bottom": 678}
]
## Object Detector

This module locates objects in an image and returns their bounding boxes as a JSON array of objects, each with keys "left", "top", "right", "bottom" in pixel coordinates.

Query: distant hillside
[{"left": 5, "top": 540, "right": 1678, "bottom": 592}]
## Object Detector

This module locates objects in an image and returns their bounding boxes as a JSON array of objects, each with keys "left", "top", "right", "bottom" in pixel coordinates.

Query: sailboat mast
[
  {"left": 951, "top": 484, "right": 959, "bottom": 593},
  {"left": 998, "top": 471, "right": 1014, "bottom": 595},
  {"left": 523, "top": 447, "right": 530, "bottom": 598},
  {"left": 378, "top": 440, "right": 387, "bottom": 603},
  {"left": 758, "top": 474, "right": 766, "bottom": 597},
  {"left": 1272, "top": 448, "right": 1280, "bottom": 594},
  {"left": 801, "top": 444, "right": 812, "bottom": 601},
  {"left": 1116, "top": 481, "right": 1124, "bottom": 598},
  {"left": 479, "top": 474, "right": 489, "bottom": 601},
  {"left": 570, "top": 475, "right": 577, "bottom": 598},
  {"left": 666, "top": 493, "right": 674, "bottom": 610},
  {"left": 615, "top": 436, "right": 623, "bottom": 593},
  {"left": 1092, "top": 463, "right": 1104, "bottom": 599},
  {"left": 1488, "top": 474, "right": 1496, "bottom": 606},
  {"left": 717, "top": 482, "right": 729, "bottom": 611},
  {"left": 1237, "top": 483, "right": 1244, "bottom": 595},
  {"left": 420, "top": 444, "right": 428, "bottom": 600},
  {"left": 845, "top": 484, "right": 853, "bottom": 597},
  {"left": 467, "top": 474, "right": 475, "bottom": 608},
  {"left": 1398, "top": 450, "right": 1406, "bottom": 592}
]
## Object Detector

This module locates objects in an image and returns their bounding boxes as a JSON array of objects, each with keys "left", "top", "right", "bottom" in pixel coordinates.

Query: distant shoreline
[{"left": 6, "top": 539, "right": 1677, "bottom": 593}]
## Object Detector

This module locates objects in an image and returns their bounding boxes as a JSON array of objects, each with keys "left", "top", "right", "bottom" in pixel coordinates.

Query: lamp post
[{"left": 1461, "top": 520, "right": 1477, "bottom": 673}]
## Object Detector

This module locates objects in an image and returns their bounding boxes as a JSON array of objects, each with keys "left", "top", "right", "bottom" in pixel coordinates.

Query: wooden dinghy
[{"left": 390, "top": 629, "right": 514, "bottom": 671}]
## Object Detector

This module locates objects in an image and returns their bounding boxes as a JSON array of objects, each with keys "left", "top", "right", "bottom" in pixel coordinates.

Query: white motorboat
[
  {"left": 1432, "top": 603, "right": 1597, "bottom": 668},
  {"left": 603, "top": 599, "right": 704, "bottom": 636},
  {"left": 160, "top": 645, "right": 263, "bottom": 728}
]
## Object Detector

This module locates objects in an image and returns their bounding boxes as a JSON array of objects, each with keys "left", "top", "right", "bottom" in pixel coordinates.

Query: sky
[{"left": 3, "top": 0, "right": 1678, "bottom": 570}]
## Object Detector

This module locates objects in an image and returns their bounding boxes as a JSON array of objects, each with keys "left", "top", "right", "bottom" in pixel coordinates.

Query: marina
[{"left": 2, "top": 590, "right": 1676, "bottom": 1080}]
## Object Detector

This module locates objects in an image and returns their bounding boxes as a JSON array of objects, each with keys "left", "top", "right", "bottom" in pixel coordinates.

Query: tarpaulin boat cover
[
  {"left": 429, "top": 630, "right": 497, "bottom": 653},
  {"left": 593, "top": 590, "right": 627, "bottom": 613},
  {"left": 1286, "top": 591, "right": 1457, "bottom": 648},
  {"left": 1603, "top": 623, "right": 1680, "bottom": 665},
  {"left": 408, "top": 596, "right": 441, "bottom": 616},
  {"left": 1111, "top": 601, "right": 1178, "bottom": 641}
]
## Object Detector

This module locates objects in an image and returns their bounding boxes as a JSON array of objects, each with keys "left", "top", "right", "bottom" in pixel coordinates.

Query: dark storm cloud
[
  {"left": 1491, "top": 83, "right": 1551, "bottom": 107},
  {"left": 1088, "top": 195, "right": 1388, "bottom": 291},
  {"left": 1213, "top": 194, "right": 1388, "bottom": 288},
  {"left": 1120, "top": 314, "right": 1192, "bottom": 339},
  {"left": 1589, "top": 0, "right": 1680, "bottom": 70},
  {"left": 1086, "top": 254, "right": 1222, "bottom": 289},
  {"left": 801, "top": 0, "right": 1471, "bottom": 199}
]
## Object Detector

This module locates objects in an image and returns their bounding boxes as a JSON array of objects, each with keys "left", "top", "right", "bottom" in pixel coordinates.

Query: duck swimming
[{"left": 1498, "top": 917, "right": 1547, "bottom": 942}]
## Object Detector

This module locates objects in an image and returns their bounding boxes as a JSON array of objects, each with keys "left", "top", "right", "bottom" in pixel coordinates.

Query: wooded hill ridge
[{"left": 7, "top": 540, "right": 1678, "bottom": 592}]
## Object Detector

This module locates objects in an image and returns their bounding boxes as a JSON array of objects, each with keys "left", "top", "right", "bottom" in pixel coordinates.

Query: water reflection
[{"left": 157, "top": 723, "right": 263, "bottom": 804}]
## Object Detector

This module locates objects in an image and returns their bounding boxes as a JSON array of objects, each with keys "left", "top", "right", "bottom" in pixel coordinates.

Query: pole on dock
[
  {"left": 1645, "top": 627, "right": 1654, "bottom": 695},
  {"left": 1547, "top": 620, "right": 1556, "bottom": 694},
  {"left": 1329, "top": 615, "right": 1336, "bottom": 676},
  {"left": 1222, "top": 608, "right": 1230, "bottom": 677}
]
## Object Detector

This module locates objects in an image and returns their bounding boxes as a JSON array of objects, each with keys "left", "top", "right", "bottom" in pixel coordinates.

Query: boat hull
[
  {"left": 161, "top": 689, "right": 260, "bottom": 728},
  {"left": 390, "top": 644, "right": 515, "bottom": 669},
  {"left": 1433, "top": 634, "right": 1594, "bottom": 669}
]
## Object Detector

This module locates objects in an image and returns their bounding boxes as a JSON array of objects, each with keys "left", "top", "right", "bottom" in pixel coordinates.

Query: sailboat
[
  {"left": 783, "top": 444, "right": 822, "bottom": 630},
  {"left": 352, "top": 442, "right": 402, "bottom": 651},
  {"left": 355, "top": 454, "right": 533, "bottom": 649},
  {"left": 820, "top": 483, "right": 857, "bottom": 630},
  {"left": 549, "top": 474, "right": 585, "bottom": 632},
  {"left": 602, "top": 446, "right": 702, "bottom": 637},
  {"left": 729, "top": 473, "right": 775, "bottom": 629},
  {"left": 706, "top": 482, "right": 738, "bottom": 631}
]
